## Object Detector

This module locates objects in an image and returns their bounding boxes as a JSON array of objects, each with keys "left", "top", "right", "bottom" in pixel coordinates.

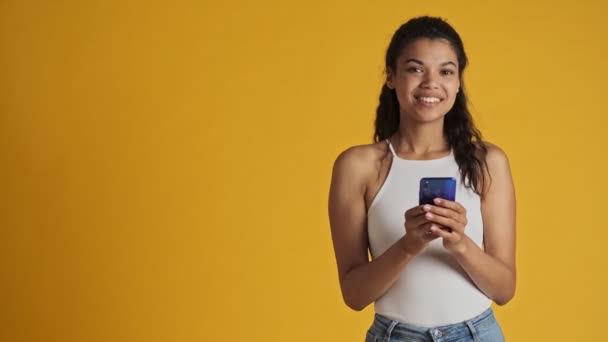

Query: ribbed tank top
[{"left": 367, "top": 140, "right": 491, "bottom": 327}]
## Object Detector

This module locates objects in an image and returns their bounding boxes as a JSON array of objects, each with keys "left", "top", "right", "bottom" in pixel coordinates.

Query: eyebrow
[{"left": 404, "top": 58, "right": 457, "bottom": 67}]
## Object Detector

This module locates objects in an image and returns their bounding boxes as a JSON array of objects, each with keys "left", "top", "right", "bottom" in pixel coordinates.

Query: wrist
[
  {"left": 450, "top": 236, "right": 470, "bottom": 257},
  {"left": 399, "top": 234, "right": 423, "bottom": 257}
]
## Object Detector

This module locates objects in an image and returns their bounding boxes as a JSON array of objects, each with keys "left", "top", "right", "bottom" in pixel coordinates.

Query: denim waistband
[{"left": 369, "top": 307, "right": 496, "bottom": 341}]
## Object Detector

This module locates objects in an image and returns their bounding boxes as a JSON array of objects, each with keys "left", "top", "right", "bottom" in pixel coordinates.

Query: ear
[{"left": 386, "top": 69, "right": 395, "bottom": 89}]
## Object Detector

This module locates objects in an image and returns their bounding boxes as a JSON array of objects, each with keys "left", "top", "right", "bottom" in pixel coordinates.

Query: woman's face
[{"left": 387, "top": 38, "right": 460, "bottom": 124}]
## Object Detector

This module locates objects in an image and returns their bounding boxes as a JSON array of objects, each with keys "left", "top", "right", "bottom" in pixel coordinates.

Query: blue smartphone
[{"left": 419, "top": 177, "right": 457, "bottom": 205}]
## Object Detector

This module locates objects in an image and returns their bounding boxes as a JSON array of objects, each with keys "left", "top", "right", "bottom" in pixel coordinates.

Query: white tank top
[{"left": 367, "top": 140, "right": 491, "bottom": 327}]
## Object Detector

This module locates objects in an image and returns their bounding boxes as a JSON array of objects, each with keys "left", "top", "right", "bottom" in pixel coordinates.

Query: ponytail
[{"left": 373, "top": 84, "right": 400, "bottom": 142}]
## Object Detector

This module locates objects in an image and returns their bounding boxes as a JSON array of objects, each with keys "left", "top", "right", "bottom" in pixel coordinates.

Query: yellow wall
[{"left": 1, "top": 1, "right": 606, "bottom": 341}]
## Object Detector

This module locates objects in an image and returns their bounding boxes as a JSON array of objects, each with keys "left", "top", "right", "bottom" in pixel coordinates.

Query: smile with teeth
[{"left": 415, "top": 96, "right": 442, "bottom": 104}]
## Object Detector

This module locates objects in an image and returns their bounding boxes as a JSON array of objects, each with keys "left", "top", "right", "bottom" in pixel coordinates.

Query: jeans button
[{"left": 433, "top": 329, "right": 444, "bottom": 337}]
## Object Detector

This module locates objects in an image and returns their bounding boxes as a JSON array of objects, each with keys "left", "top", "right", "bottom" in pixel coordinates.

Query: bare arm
[
  {"left": 328, "top": 147, "right": 434, "bottom": 311},
  {"left": 426, "top": 144, "right": 516, "bottom": 305}
]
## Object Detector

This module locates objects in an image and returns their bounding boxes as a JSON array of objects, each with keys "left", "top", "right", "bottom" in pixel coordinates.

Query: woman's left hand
[{"left": 422, "top": 198, "right": 468, "bottom": 253}]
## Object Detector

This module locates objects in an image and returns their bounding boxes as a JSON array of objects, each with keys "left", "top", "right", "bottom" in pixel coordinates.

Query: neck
[{"left": 392, "top": 118, "right": 449, "bottom": 155}]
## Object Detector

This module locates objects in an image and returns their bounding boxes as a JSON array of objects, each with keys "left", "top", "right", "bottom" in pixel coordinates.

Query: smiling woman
[
  {"left": 328, "top": 16, "right": 516, "bottom": 342},
  {"left": 387, "top": 39, "right": 461, "bottom": 123}
]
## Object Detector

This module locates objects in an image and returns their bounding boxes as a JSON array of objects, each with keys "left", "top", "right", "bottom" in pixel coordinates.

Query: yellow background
[{"left": 1, "top": 1, "right": 606, "bottom": 341}]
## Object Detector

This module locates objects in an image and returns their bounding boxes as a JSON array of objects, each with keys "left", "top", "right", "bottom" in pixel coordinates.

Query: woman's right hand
[{"left": 401, "top": 205, "right": 440, "bottom": 255}]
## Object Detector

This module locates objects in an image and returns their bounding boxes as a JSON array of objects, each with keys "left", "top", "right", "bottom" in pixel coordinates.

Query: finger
[
  {"left": 405, "top": 205, "right": 426, "bottom": 219},
  {"left": 423, "top": 204, "right": 463, "bottom": 223},
  {"left": 430, "top": 224, "right": 453, "bottom": 239},
  {"left": 433, "top": 198, "right": 466, "bottom": 214},
  {"left": 420, "top": 222, "right": 440, "bottom": 240},
  {"left": 405, "top": 215, "right": 428, "bottom": 230},
  {"left": 423, "top": 212, "right": 461, "bottom": 233},
  {"left": 418, "top": 220, "right": 448, "bottom": 232}
]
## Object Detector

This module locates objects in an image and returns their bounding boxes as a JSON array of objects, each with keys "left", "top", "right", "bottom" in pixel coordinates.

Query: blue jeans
[{"left": 365, "top": 308, "right": 505, "bottom": 342}]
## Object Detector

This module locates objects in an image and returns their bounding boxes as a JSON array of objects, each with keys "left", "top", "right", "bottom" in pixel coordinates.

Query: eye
[
  {"left": 441, "top": 69, "right": 455, "bottom": 75},
  {"left": 407, "top": 67, "right": 423, "bottom": 73}
]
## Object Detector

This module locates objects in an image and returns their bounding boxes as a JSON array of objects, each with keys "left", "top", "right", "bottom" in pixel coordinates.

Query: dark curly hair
[{"left": 374, "top": 16, "right": 489, "bottom": 195}]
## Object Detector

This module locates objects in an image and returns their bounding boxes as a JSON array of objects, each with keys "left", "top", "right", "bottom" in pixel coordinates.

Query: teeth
[{"left": 417, "top": 97, "right": 441, "bottom": 103}]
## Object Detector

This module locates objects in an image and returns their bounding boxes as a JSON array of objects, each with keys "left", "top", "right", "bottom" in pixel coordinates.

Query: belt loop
[
  {"left": 383, "top": 320, "right": 399, "bottom": 342},
  {"left": 465, "top": 320, "right": 480, "bottom": 342}
]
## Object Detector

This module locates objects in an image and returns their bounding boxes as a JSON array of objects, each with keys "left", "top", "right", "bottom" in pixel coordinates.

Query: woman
[{"left": 328, "top": 16, "right": 516, "bottom": 341}]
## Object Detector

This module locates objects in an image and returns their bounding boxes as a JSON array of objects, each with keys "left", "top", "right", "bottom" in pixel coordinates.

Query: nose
[{"left": 420, "top": 72, "right": 440, "bottom": 89}]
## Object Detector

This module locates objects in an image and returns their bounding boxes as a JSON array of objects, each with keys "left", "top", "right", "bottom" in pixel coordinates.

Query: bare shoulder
[
  {"left": 332, "top": 142, "right": 389, "bottom": 179},
  {"left": 478, "top": 141, "right": 511, "bottom": 171},
  {"left": 476, "top": 141, "right": 514, "bottom": 199}
]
